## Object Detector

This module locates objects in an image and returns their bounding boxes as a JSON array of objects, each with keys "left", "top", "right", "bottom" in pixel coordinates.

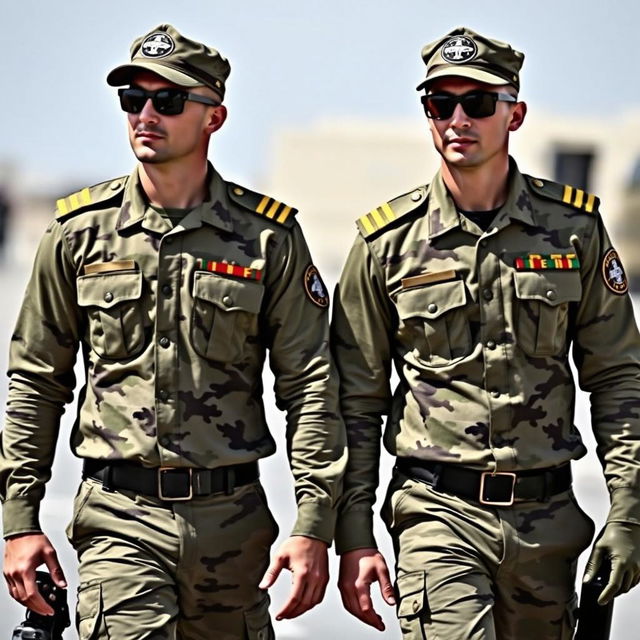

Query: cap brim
[
  {"left": 416, "top": 66, "right": 509, "bottom": 91},
  {"left": 107, "top": 62, "right": 202, "bottom": 88}
]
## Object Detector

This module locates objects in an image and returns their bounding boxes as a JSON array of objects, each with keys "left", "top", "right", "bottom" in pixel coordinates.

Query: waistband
[
  {"left": 83, "top": 459, "right": 259, "bottom": 502},
  {"left": 395, "top": 458, "right": 572, "bottom": 506}
]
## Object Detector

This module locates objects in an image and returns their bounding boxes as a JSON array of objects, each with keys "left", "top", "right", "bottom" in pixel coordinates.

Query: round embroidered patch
[
  {"left": 441, "top": 36, "right": 478, "bottom": 64},
  {"left": 304, "top": 265, "right": 329, "bottom": 308},
  {"left": 602, "top": 248, "right": 628, "bottom": 295},
  {"left": 141, "top": 33, "right": 175, "bottom": 58}
]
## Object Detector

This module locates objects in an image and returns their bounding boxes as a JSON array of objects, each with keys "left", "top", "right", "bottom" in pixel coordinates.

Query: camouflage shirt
[
  {"left": 332, "top": 161, "right": 640, "bottom": 553},
  {"left": 0, "top": 165, "right": 346, "bottom": 541}
]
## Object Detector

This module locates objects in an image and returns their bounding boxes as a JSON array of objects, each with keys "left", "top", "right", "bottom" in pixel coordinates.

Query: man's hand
[
  {"left": 338, "top": 547, "right": 395, "bottom": 631},
  {"left": 3, "top": 532, "right": 67, "bottom": 615},
  {"left": 583, "top": 522, "right": 640, "bottom": 604},
  {"left": 259, "top": 535, "right": 328, "bottom": 620}
]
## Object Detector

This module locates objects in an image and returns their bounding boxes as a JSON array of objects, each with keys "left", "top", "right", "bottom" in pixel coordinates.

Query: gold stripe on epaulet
[
  {"left": 56, "top": 187, "right": 91, "bottom": 216},
  {"left": 255, "top": 196, "right": 293, "bottom": 223},
  {"left": 561, "top": 184, "right": 598, "bottom": 213},
  {"left": 358, "top": 202, "right": 397, "bottom": 234}
]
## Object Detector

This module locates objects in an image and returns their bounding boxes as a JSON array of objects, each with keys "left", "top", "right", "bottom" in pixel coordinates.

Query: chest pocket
[
  {"left": 513, "top": 271, "right": 582, "bottom": 356},
  {"left": 191, "top": 271, "right": 264, "bottom": 363},
  {"left": 395, "top": 278, "right": 471, "bottom": 367},
  {"left": 77, "top": 270, "right": 145, "bottom": 360}
]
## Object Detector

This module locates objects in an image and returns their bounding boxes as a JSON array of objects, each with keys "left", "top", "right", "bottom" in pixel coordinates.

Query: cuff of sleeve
[
  {"left": 334, "top": 509, "right": 377, "bottom": 555},
  {"left": 2, "top": 498, "right": 41, "bottom": 538},
  {"left": 290, "top": 502, "right": 337, "bottom": 545},
  {"left": 606, "top": 487, "right": 640, "bottom": 525}
]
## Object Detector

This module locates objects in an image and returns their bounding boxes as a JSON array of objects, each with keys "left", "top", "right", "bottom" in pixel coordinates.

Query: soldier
[
  {"left": 0, "top": 24, "right": 346, "bottom": 639},
  {"left": 332, "top": 26, "right": 640, "bottom": 639}
]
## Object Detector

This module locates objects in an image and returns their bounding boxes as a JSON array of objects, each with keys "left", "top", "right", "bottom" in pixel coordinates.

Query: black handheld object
[
  {"left": 574, "top": 559, "right": 614, "bottom": 640},
  {"left": 11, "top": 571, "right": 70, "bottom": 640}
]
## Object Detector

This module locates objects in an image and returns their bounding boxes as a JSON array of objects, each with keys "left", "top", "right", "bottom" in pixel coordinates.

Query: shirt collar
[{"left": 116, "top": 163, "right": 234, "bottom": 234}]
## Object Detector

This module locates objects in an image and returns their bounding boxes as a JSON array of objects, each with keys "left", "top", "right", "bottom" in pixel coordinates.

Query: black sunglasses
[
  {"left": 421, "top": 91, "right": 517, "bottom": 120},
  {"left": 118, "top": 87, "right": 220, "bottom": 115}
]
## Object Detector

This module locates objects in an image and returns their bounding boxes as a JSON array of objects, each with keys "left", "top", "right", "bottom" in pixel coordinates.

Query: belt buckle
[
  {"left": 158, "top": 467, "right": 193, "bottom": 501},
  {"left": 479, "top": 471, "right": 516, "bottom": 506}
]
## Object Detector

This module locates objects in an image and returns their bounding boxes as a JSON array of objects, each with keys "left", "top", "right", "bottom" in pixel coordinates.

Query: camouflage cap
[
  {"left": 416, "top": 27, "right": 524, "bottom": 92},
  {"left": 107, "top": 24, "right": 231, "bottom": 99}
]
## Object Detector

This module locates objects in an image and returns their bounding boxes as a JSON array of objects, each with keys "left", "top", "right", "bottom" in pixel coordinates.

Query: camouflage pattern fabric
[
  {"left": 332, "top": 160, "right": 640, "bottom": 552},
  {"left": 383, "top": 473, "right": 594, "bottom": 639},
  {"left": 0, "top": 163, "right": 346, "bottom": 543},
  {"left": 67, "top": 477, "right": 278, "bottom": 639}
]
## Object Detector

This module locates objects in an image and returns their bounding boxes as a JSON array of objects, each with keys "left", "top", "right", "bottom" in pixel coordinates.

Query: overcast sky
[{"left": 3, "top": 0, "right": 640, "bottom": 190}]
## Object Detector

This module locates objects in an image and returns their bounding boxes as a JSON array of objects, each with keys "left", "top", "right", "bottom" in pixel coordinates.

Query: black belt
[
  {"left": 395, "top": 458, "right": 572, "bottom": 506},
  {"left": 83, "top": 459, "right": 259, "bottom": 501}
]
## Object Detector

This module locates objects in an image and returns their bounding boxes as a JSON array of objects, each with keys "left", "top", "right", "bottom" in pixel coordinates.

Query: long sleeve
[
  {"left": 0, "top": 220, "right": 80, "bottom": 536},
  {"left": 264, "top": 222, "right": 347, "bottom": 543},
  {"left": 331, "top": 234, "right": 393, "bottom": 553}
]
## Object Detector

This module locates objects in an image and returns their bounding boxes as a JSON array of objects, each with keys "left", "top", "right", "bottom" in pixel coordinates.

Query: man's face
[
  {"left": 125, "top": 71, "right": 226, "bottom": 166},
  {"left": 425, "top": 77, "right": 525, "bottom": 169}
]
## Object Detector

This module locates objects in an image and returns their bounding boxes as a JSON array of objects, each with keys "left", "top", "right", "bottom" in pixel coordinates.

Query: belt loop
[
  {"left": 431, "top": 464, "right": 444, "bottom": 491},
  {"left": 541, "top": 470, "right": 552, "bottom": 502},
  {"left": 224, "top": 467, "right": 236, "bottom": 495},
  {"left": 102, "top": 465, "right": 115, "bottom": 493}
]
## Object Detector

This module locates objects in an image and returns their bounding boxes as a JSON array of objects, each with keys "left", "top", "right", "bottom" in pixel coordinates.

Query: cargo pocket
[
  {"left": 65, "top": 480, "right": 94, "bottom": 545},
  {"left": 76, "top": 582, "right": 104, "bottom": 640},
  {"left": 191, "top": 271, "right": 264, "bottom": 362},
  {"left": 396, "top": 571, "right": 427, "bottom": 639},
  {"left": 395, "top": 278, "right": 471, "bottom": 367},
  {"left": 244, "top": 595, "right": 274, "bottom": 640},
  {"left": 77, "top": 270, "right": 145, "bottom": 360},
  {"left": 513, "top": 271, "right": 581, "bottom": 356}
]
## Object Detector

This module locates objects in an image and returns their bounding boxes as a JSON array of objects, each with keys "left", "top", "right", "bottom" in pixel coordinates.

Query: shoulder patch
[
  {"left": 357, "top": 186, "right": 428, "bottom": 238},
  {"left": 227, "top": 183, "right": 298, "bottom": 228},
  {"left": 55, "top": 177, "right": 127, "bottom": 220},
  {"left": 525, "top": 175, "right": 599, "bottom": 214}
]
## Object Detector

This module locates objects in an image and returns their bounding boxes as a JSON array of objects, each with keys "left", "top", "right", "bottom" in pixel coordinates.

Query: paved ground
[{"left": 0, "top": 228, "right": 636, "bottom": 637}]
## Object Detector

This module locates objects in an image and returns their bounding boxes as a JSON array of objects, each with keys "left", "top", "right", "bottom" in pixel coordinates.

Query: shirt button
[
  {"left": 165, "top": 237, "right": 174, "bottom": 245},
  {"left": 222, "top": 295, "right": 233, "bottom": 307},
  {"left": 158, "top": 389, "right": 169, "bottom": 402},
  {"left": 482, "top": 289, "right": 493, "bottom": 301},
  {"left": 159, "top": 435, "right": 170, "bottom": 446},
  {"left": 427, "top": 303, "right": 438, "bottom": 314},
  {"left": 159, "top": 336, "right": 170, "bottom": 348},
  {"left": 161, "top": 284, "right": 172, "bottom": 297},
  {"left": 412, "top": 599, "right": 420, "bottom": 613},
  {"left": 546, "top": 290, "right": 557, "bottom": 301},
  {"left": 104, "top": 292, "right": 114, "bottom": 303},
  {"left": 480, "top": 239, "right": 488, "bottom": 248},
  {"left": 490, "top": 389, "right": 500, "bottom": 398},
  {"left": 487, "top": 340, "right": 496, "bottom": 350}
]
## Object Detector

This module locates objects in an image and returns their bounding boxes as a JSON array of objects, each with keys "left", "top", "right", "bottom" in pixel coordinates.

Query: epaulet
[
  {"left": 357, "top": 186, "right": 428, "bottom": 238},
  {"left": 55, "top": 177, "right": 127, "bottom": 220},
  {"left": 227, "top": 182, "right": 298, "bottom": 228},
  {"left": 525, "top": 175, "right": 600, "bottom": 214}
]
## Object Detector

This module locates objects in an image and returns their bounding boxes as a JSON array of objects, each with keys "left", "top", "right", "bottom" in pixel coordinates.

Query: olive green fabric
[
  {"left": 332, "top": 160, "right": 640, "bottom": 554},
  {"left": 0, "top": 165, "right": 346, "bottom": 543},
  {"left": 68, "top": 477, "right": 277, "bottom": 639},
  {"left": 384, "top": 473, "right": 594, "bottom": 639},
  {"left": 107, "top": 24, "right": 231, "bottom": 99},
  {"left": 416, "top": 26, "right": 524, "bottom": 92}
]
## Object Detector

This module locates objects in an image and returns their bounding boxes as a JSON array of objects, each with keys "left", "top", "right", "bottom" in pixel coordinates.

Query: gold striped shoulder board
[
  {"left": 357, "top": 186, "right": 428, "bottom": 238},
  {"left": 525, "top": 175, "right": 599, "bottom": 214},
  {"left": 55, "top": 177, "right": 127, "bottom": 219},
  {"left": 227, "top": 183, "right": 298, "bottom": 228}
]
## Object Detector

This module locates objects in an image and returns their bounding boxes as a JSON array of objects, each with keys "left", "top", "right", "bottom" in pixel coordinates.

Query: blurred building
[{"left": 264, "top": 110, "right": 640, "bottom": 285}]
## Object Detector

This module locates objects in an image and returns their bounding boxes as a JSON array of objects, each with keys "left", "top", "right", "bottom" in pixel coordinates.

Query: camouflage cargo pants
[
  {"left": 66, "top": 477, "right": 279, "bottom": 640},
  {"left": 382, "top": 471, "right": 595, "bottom": 640}
]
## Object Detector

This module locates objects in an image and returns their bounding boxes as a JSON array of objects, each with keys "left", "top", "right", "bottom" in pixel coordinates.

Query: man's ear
[
  {"left": 508, "top": 101, "right": 527, "bottom": 132},
  {"left": 207, "top": 105, "right": 227, "bottom": 134}
]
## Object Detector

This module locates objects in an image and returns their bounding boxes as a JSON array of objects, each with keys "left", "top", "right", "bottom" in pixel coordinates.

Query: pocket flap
[
  {"left": 396, "top": 571, "right": 426, "bottom": 618},
  {"left": 77, "top": 271, "right": 142, "bottom": 308},
  {"left": 77, "top": 582, "right": 102, "bottom": 640},
  {"left": 193, "top": 271, "right": 264, "bottom": 313},
  {"left": 513, "top": 271, "right": 582, "bottom": 306},
  {"left": 396, "top": 278, "right": 467, "bottom": 320}
]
